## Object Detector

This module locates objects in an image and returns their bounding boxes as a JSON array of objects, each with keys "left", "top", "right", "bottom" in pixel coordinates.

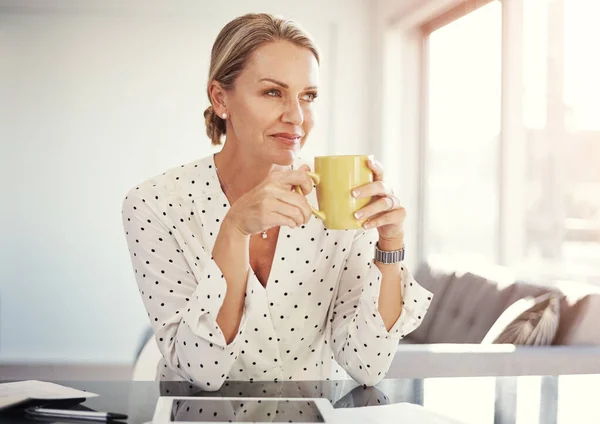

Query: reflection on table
[{"left": 1, "top": 374, "right": 599, "bottom": 424}]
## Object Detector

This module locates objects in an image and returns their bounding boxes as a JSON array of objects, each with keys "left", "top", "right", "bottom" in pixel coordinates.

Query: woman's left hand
[{"left": 352, "top": 158, "right": 405, "bottom": 241}]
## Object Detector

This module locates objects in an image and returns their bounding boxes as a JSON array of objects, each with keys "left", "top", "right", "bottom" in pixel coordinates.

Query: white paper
[
  {"left": 0, "top": 396, "right": 30, "bottom": 410},
  {"left": 0, "top": 380, "right": 98, "bottom": 400},
  {"left": 332, "top": 402, "right": 466, "bottom": 424}
]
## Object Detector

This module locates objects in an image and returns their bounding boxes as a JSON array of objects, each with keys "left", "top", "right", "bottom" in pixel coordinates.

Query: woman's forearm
[
  {"left": 374, "top": 236, "right": 404, "bottom": 331},
  {"left": 213, "top": 216, "right": 251, "bottom": 344}
]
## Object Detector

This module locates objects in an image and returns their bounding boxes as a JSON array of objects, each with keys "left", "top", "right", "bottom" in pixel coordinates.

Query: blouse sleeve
[
  {"left": 329, "top": 229, "right": 433, "bottom": 386},
  {"left": 122, "top": 190, "right": 258, "bottom": 391}
]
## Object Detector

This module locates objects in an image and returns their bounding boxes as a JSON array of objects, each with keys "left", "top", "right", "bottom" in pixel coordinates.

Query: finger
[
  {"left": 295, "top": 166, "right": 315, "bottom": 195},
  {"left": 277, "top": 169, "right": 314, "bottom": 195},
  {"left": 261, "top": 183, "right": 311, "bottom": 224},
  {"left": 269, "top": 195, "right": 308, "bottom": 227},
  {"left": 276, "top": 189, "right": 312, "bottom": 224},
  {"left": 270, "top": 211, "right": 300, "bottom": 229},
  {"left": 352, "top": 180, "right": 393, "bottom": 199},
  {"left": 367, "top": 158, "right": 385, "bottom": 181},
  {"left": 354, "top": 196, "right": 394, "bottom": 221},
  {"left": 363, "top": 207, "right": 406, "bottom": 230}
]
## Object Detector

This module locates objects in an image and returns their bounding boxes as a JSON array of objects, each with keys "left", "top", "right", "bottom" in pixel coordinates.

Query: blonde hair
[{"left": 204, "top": 13, "right": 320, "bottom": 145}]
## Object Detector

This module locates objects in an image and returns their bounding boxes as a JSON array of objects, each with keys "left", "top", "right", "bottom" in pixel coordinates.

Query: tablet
[{"left": 152, "top": 396, "right": 336, "bottom": 423}]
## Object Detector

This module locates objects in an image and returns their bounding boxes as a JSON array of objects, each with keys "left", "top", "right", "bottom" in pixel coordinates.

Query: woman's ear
[{"left": 208, "top": 81, "right": 227, "bottom": 116}]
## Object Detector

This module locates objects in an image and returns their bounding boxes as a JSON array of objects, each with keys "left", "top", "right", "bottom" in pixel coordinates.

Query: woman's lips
[{"left": 270, "top": 133, "right": 302, "bottom": 145}]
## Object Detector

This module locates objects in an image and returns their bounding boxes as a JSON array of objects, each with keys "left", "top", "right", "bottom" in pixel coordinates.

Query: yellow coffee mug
[{"left": 296, "top": 155, "right": 374, "bottom": 229}]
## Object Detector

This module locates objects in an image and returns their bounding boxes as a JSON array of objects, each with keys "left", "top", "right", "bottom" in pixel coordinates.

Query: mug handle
[{"left": 295, "top": 172, "right": 326, "bottom": 221}]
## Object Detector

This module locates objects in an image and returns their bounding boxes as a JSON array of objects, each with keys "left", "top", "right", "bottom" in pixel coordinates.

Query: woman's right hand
[{"left": 224, "top": 165, "right": 315, "bottom": 236}]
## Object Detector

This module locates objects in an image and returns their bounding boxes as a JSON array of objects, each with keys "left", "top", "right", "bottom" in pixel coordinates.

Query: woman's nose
[{"left": 281, "top": 98, "right": 304, "bottom": 125}]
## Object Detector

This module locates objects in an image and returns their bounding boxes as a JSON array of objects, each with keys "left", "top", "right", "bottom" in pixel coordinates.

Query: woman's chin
[{"left": 271, "top": 148, "right": 300, "bottom": 166}]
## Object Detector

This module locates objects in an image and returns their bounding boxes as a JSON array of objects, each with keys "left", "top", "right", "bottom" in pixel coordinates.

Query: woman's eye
[
  {"left": 266, "top": 89, "right": 281, "bottom": 97},
  {"left": 302, "top": 92, "right": 318, "bottom": 102}
]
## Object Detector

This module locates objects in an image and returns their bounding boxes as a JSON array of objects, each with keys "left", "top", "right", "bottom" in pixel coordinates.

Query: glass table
[{"left": 1, "top": 374, "right": 598, "bottom": 423}]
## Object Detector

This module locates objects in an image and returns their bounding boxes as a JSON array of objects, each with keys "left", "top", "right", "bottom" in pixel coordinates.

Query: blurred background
[{"left": 1, "top": 0, "right": 599, "bottom": 378}]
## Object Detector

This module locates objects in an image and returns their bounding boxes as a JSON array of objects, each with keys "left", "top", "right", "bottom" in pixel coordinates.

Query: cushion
[
  {"left": 501, "top": 281, "right": 553, "bottom": 309},
  {"left": 407, "top": 259, "right": 456, "bottom": 343},
  {"left": 554, "top": 292, "right": 600, "bottom": 345},
  {"left": 482, "top": 293, "right": 560, "bottom": 345},
  {"left": 424, "top": 267, "right": 516, "bottom": 344}
]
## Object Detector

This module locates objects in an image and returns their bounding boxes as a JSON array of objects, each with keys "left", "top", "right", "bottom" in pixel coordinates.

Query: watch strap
[{"left": 374, "top": 242, "right": 405, "bottom": 264}]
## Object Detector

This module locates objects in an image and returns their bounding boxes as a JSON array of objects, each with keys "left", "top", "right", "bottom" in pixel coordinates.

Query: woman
[{"left": 122, "top": 13, "right": 432, "bottom": 391}]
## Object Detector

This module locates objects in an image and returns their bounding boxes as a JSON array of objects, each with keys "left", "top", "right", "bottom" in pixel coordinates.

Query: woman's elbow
[
  {"left": 356, "top": 373, "right": 385, "bottom": 387},
  {"left": 180, "top": 370, "right": 227, "bottom": 392},
  {"left": 347, "top": 367, "right": 386, "bottom": 387}
]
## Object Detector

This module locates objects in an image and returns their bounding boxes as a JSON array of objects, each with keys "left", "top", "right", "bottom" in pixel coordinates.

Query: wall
[{"left": 0, "top": 0, "right": 373, "bottom": 364}]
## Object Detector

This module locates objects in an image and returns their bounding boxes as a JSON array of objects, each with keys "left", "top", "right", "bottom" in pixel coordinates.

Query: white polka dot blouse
[{"left": 122, "top": 155, "right": 433, "bottom": 390}]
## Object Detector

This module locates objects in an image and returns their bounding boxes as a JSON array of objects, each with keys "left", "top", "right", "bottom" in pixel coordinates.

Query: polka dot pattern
[
  {"left": 171, "top": 398, "right": 324, "bottom": 422},
  {"left": 122, "top": 155, "right": 432, "bottom": 391}
]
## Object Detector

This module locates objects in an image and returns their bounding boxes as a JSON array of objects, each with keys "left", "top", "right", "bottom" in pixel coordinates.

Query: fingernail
[
  {"left": 352, "top": 189, "right": 360, "bottom": 197},
  {"left": 354, "top": 211, "right": 363, "bottom": 219},
  {"left": 363, "top": 221, "right": 371, "bottom": 229}
]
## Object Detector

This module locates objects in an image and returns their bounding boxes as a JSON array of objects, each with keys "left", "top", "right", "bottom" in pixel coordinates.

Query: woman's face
[{"left": 224, "top": 40, "right": 319, "bottom": 166}]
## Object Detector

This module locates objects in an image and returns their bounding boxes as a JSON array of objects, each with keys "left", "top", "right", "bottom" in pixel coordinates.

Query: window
[
  {"left": 418, "top": 0, "right": 600, "bottom": 285},
  {"left": 421, "top": 1, "right": 502, "bottom": 263},
  {"left": 516, "top": 0, "right": 600, "bottom": 285}
]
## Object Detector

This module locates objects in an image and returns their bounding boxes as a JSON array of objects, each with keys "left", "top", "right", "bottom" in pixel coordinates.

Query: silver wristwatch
[{"left": 374, "top": 243, "right": 405, "bottom": 264}]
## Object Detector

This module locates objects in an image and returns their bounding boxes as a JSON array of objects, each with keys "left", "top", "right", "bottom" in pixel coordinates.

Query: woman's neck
[{"left": 214, "top": 141, "right": 286, "bottom": 201}]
